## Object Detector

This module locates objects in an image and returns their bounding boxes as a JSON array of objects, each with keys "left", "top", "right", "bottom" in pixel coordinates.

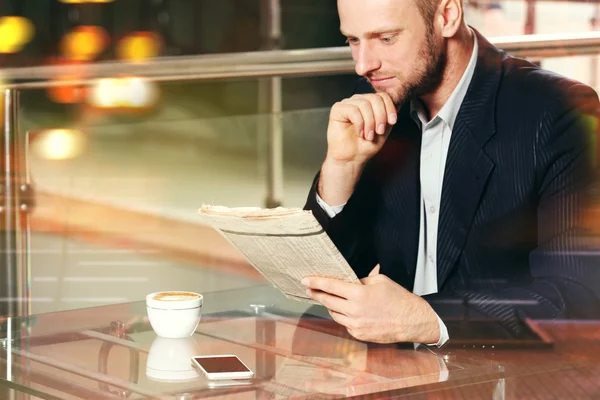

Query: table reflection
[
  {"left": 0, "top": 287, "right": 520, "bottom": 399},
  {"left": 146, "top": 336, "right": 200, "bottom": 383},
  {"left": 280, "top": 308, "right": 448, "bottom": 396}
]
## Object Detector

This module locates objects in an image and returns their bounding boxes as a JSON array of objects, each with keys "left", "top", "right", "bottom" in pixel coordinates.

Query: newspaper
[{"left": 198, "top": 205, "right": 360, "bottom": 303}]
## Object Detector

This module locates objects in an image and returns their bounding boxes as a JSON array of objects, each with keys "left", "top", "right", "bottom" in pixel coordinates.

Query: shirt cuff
[
  {"left": 428, "top": 315, "right": 450, "bottom": 348},
  {"left": 315, "top": 193, "right": 346, "bottom": 218}
]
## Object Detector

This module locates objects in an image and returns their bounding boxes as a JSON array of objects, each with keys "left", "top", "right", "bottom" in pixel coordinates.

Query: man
[{"left": 302, "top": 0, "right": 600, "bottom": 346}]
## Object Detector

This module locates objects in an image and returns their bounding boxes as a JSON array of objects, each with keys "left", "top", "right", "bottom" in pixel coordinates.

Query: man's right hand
[
  {"left": 326, "top": 93, "right": 398, "bottom": 166},
  {"left": 318, "top": 93, "right": 398, "bottom": 206}
]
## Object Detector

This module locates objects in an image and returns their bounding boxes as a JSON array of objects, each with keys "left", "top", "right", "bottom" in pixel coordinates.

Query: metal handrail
[{"left": 2, "top": 31, "right": 600, "bottom": 88}]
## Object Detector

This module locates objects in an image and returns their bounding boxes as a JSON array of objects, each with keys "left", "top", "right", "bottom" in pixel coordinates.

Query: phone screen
[{"left": 193, "top": 356, "right": 251, "bottom": 373}]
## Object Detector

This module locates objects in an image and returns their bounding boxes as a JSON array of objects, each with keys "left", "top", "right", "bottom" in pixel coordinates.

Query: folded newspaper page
[{"left": 198, "top": 205, "right": 360, "bottom": 303}]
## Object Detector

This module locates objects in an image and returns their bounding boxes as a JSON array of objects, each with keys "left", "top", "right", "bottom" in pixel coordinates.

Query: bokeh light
[
  {"left": 31, "top": 129, "right": 86, "bottom": 161},
  {"left": 116, "top": 32, "right": 161, "bottom": 62},
  {"left": 0, "top": 17, "right": 35, "bottom": 53},
  {"left": 89, "top": 78, "right": 118, "bottom": 108},
  {"left": 59, "top": 0, "right": 115, "bottom": 3},
  {"left": 89, "top": 77, "right": 159, "bottom": 109},
  {"left": 47, "top": 79, "right": 87, "bottom": 104},
  {"left": 61, "top": 26, "right": 109, "bottom": 61},
  {"left": 0, "top": 74, "right": 5, "bottom": 126},
  {"left": 46, "top": 58, "right": 88, "bottom": 104}
]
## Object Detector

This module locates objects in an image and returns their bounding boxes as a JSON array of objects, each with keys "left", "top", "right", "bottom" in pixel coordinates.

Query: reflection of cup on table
[
  {"left": 146, "top": 336, "right": 200, "bottom": 382},
  {"left": 146, "top": 291, "right": 202, "bottom": 338}
]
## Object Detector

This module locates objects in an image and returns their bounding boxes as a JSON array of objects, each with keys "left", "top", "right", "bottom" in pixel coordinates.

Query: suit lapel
[
  {"left": 436, "top": 30, "right": 505, "bottom": 287},
  {"left": 393, "top": 111, "right": 422, "bottom": 286},
  {"left": 437, "top": 120, "right": 494, "bottom": 286}
]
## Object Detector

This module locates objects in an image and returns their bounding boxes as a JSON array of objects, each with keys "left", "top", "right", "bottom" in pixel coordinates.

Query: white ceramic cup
[{"left": 146, "top": 291, "right": 203, "bottom": 338}]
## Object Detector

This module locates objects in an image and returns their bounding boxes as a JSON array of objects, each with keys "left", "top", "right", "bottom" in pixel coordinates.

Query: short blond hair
[
  {"left": 415, "top": 0, "right": 439, "bottom": 25},
  {"left": 415, "top": 0, "right": 464, "bottom": 26}
]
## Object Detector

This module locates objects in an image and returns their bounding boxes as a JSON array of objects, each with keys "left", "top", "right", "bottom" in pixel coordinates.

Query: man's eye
[
  {"left": 381, "top": 36, "right": 395, "bottom": 44},
  {"left": 345, "top": 38, "right": 359, "bottom": 45}
]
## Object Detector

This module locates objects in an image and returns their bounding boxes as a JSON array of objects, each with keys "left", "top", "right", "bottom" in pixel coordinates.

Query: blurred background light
[
  {"left": 0, "top": 73, "right": 4, "bottom": 125},
  {"left": 31, "top": 129, "right": 87, "bottom": 161},
  {"left": 45, "top": 58, "right": 88, "bottom": 104},
  {"left": 127, "top": 77, "right": 159, "bottom": 108},
  {"left": 0, "top": 16, "right": 35, "bottom": 54},
  {"left": 48, "top": 77, "right": 87, "bottom": 104},
  {"left": 89, "top": 78, "right": 118, "bottom": 108},
  {"left": 59, "top": 0, "right": 116, "bottom": 3},
  {"left": 61, "top": 25, "right": 109, "bottom": 61},
  {"left": 116, "top": 32, "right": 161, "bottom": 62},
  {"left": 89, "top": 77, "right": 159, "bottom": 109}
]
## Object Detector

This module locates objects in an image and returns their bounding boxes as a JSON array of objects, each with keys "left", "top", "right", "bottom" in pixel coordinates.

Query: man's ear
[{"left": 435, "top": 0, "right": 463, "bottom": 38}]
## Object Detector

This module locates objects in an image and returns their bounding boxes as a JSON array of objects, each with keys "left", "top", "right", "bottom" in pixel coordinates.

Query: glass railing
[
  {"left": 2, "top": 30, "right": 600, "bottom": 319},
  {"left": 24, "top": 100, "right": 335, "bottom": 314}
]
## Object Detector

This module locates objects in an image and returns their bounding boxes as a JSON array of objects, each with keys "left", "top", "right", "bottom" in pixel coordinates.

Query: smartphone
[
  {"left": 207, "top": 380, "right": 253, "bottom": 389},
  {"left": 191, "top": 355, "right": 254, "bottom": 380}
]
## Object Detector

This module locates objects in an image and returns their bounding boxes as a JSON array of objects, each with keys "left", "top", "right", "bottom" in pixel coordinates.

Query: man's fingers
[
  {"left": 332, "top": 94, "right": 397, "bottom": 142},
  {"left": 333, "top": 103, "right": 365, "bottom": 138},
  {"left": 332, "top": 93, "right": 398, "bottom": 142},
  {"left": 359, "top": 265, "right": 381, "bottom": 284},
  {"left": 328, "top": 309, "right": 352, "bottom": 328},
  {"left": 353, "top": 98, "right": 377, "bottom": 140},
  {"left": 368, "top": 264, "right": 381, "bottom": 277},
  {"left": 376, "top": 92, "right": 398, "bottom": 125},
  {"left": 362, "top": 94, "right": 389, "bottom": 137},
  {"left": 337, "top": 94, "right": 394, "bottom": 141},
  {"left": 302, "top": 276, "right": 360, "bottom": 299},
  {"left": 309, "top": 289, "right": 350, "bottom": 314}
]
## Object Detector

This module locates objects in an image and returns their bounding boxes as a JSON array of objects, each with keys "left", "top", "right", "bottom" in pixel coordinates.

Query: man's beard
[{"left": 374, "top": 26, "right": 447, "bottom": 108}]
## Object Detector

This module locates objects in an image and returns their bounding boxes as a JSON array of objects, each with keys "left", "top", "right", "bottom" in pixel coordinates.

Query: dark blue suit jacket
[{"left": 305, "top": 30, "right": 600, "bottom": 330}]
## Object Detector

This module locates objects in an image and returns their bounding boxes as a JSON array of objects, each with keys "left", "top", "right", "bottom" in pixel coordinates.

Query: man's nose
[{"left": 354, "top": 45, "right": 381, "bottom": 77}]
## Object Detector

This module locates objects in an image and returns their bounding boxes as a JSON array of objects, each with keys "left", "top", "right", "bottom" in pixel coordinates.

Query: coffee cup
[{"left": 146, "top": 291, "right": 202, "bottom": 338}]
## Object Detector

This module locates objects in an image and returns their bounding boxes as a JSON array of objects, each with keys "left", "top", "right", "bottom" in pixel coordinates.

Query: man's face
[{"left": 338, "top": 0, "right": 446, "bottom": 107}]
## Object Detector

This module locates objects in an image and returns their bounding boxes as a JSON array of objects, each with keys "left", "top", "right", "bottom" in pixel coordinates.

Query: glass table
[{"left": 2, "top": 285, "right": 598, "bottom": 399}]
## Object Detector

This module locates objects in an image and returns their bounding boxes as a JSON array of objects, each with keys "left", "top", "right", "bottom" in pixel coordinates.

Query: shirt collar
[{"left": 410, "top": 32, "right": 478, "bottom": 130}]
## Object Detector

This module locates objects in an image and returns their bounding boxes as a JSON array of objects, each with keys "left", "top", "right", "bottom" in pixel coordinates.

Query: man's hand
[
  {"left": 319, "top": 93, "right": 398, "bottom": 206},
  {"left": 302, "top": 265, "right": 440, "bottom": 344},
  {"left": 326, "top": 93, "right": 397, "bottom": 165}
]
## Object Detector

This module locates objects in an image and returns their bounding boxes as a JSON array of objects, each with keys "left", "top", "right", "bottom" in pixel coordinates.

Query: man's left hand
[{"left": 302, "top": 265, "right": 440, "bottom": 344}]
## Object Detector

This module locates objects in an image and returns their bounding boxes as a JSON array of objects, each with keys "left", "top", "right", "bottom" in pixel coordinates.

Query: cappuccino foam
[{"left": 152, "top": 292, "right": 201, "bottom": 301}]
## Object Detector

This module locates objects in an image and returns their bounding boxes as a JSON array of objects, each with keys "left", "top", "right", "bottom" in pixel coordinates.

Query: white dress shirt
[{"left": 317, "top": 34, "right": 479, "bottom": 347}]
